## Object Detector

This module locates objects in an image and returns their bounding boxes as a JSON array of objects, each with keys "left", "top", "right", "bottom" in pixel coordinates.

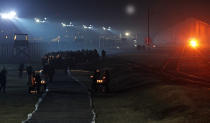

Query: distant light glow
[
  {"left": 0, "top": 11, "right": 18, "bottom": 20},
  {"left": 83, "top": 25, "right": 88, "bottom": 29},
  {"left": 126, "top": 5, "right": 136, "bottom": 15},
  {"left": 14, "top": 35, "right": 17, "bottom": 40},
  {"left": 34, "top": 17, "right": 47, "bottom": 23},
  {"left": 61, "top": 22, "right": 74, "bottom": 27},
  {"left": 41, "top": 80, "right": 46, "bottom": 84},
  {"left": 102, "top": 26, "right": 111, "bottom": 31},
  {"left": 83, "top": 25, "right": 93, "bottom": 29},
  {"left": 107, "top": 27, "right": 111, "bottom": 31},
  {"left": 116, "top": 46, "right": 120, "bottom": 49},
  {"left": 70, "top": 22, "right": 74, "bottom": 27},
  {"left": 88, "top": 25, "right": 93, "bottom": 29},
  {"left": 125, "top": 32, "right": 130, "bottom": 36},
  {"left": 102, "top": 27, "right": 106, "bottom": 30},
  {"left": 61, "top": 22, "right": 66, "bottom": 27},
  {"left": 35, "top": 18, "right": 40, "bottom": 23}
]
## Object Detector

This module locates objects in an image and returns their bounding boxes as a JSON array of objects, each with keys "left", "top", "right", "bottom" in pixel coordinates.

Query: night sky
[{"left": 0, "top": 0, "right": 210, "bottom": 34}]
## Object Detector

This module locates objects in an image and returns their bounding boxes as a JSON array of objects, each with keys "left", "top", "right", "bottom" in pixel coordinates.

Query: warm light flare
[
  {"left": 97, "top": 80, "right": 103, "bottom": 84},
  {"left": 41, "top": 80, "right": 46, "bottom": 84},
  {"left": 189, "top": 38, "right": 199, "bottom": 49}
]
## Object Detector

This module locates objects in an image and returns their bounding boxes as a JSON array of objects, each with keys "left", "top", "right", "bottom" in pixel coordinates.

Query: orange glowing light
[
  {"left": 189, "top": 38, "right": 199, "bottom": 48},
  {"left": 97, "top": 80, "right": 103, "bottom": 84}
]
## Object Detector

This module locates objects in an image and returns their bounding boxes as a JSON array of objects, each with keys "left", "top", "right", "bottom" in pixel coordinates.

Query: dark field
[{"left": 72, "top": 48, "right": 210, "bottom": 123}]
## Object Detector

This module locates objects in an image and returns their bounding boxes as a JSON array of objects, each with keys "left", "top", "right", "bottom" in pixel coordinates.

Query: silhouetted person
[
  {"left": 0, "top": 68, "right": 7, "bottom": 93},
  {"left": 18, "top": 63, "right": 24, "bottom": 78},
  {"left": 101, "top": 50, "right": 106, "bottom": 60},
  {"left": 26, "top": 65, "right": 33, "bottom": 84},
  {"left": 91, "top": 69, "right": 100, "bottom": 92},
  {"left": 0, "top": 72, "right": 5, "bottom": 93},
  {"left": 35, "top": 73, "right": 41, "bottom": 93},
  {"left": 93, "top": 49, "right": 99, "bottom": 60},
  {"left": 1, "top": 67, "right": 7, "bottom": 79}
]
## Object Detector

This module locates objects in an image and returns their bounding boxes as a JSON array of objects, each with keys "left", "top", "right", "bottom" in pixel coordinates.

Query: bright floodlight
[
  {"left": 35, "top": 18, "right": 40, "bottom": 23},
  {"left": 83, "top": 25, "right": 88, "bottom": 29},
  {"left": 34, "top": 17, "right": 46, "bottom": 23},
  {"left": 189, "top": 38, "right": 199, "bottom": 49},
  {"left": 88, "top": 25, "right": 93, "bottom": 29},
  {"left": 102, "top": 27, "right": 106, "bottom": 30},
  {"left": 61, "top": 22, "right": 67, "bottom": 27},
  {"left": 61, "top": 22, "right": 74, "bottom": 27},
  {"left": 69, "top": 22, "right": 74, "bottom": 27},
  {"left": 1, "top": 11, "right": 17, "bottom": 20}
]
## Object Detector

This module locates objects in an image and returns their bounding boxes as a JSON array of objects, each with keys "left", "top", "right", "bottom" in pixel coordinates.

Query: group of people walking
[
  {"left": 41, "top": 49, "right": 106, "bottom": 69},
  {"left": 1, "top": 49, "right": 108, "bottom": 94}
]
